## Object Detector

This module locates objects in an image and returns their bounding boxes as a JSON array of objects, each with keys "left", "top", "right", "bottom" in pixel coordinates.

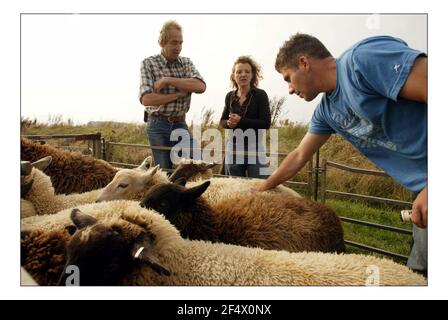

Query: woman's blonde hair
[
  {"left": 230, "top": 56, "right": 263, "bottom": 89},
  {"left": 158, "top": 20, "right": 182, "bottom": 45}
]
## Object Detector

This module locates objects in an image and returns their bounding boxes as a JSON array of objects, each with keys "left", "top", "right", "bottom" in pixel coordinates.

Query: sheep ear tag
[{"left": 132, "top": 233, "right": 171, "bottom": 276}]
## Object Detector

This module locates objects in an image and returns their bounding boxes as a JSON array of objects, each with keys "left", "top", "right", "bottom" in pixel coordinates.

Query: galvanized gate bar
[
  {"left": 24, "top": 133, "right": 102, "bottom": 141},
  {"left": 339, "top": 216, "right": 413, "bottom": 235},
  {"left": 326, "top": 160, "right": 390, "bottom": 177},
  {"left": 326, "top": 190, "right": 413, "bottom": 207},
  {"left": 344, "top": 240, "right": 409, "bottom": 261}
]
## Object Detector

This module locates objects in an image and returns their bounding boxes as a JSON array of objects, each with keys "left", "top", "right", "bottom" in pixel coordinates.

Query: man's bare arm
[
  {"left": 399, "top": 56, "right": 427, "bottom": 104},
  {"left": 140, "top": 92, "right": 184, "bottom": 107},
  {"left": 155, "top": 77, "right": 206, "bottom": 94},
  {"left": 254, "top": 132, "right": 331, "bottom": 191}
]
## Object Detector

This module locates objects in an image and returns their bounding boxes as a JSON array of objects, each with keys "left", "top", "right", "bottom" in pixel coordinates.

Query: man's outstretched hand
[{"left": 412, "top": 186, "right": 428, "bottom": 229}]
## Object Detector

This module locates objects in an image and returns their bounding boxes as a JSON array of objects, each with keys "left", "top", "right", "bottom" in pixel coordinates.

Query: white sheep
[
  {"left": 96, "top": 162, "right": 301, "bottom": 205},
  {"left": 21, "top": 200, "right": 426, "bottom": 286}
]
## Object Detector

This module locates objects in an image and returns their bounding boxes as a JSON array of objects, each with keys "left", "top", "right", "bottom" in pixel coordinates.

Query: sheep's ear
[
  {"left": 65, "top": 225, "right": 78, "bottom": 236},
  {"left": 132, "top": 232, "right": 171, "bottom": 276},
  {"left": 70, "top": 208, "right": 97, "bottom": 230},
  {"left": 142, "top": 164, "right": 160, "bottom": 184},
  {"left": 136, "top": 156, "right": 153, "bottom": 171},
  {"left": 21, "top": 161, "right": 32, "bottom": 176},
  {"left": 31, "top": 156, "right": 52, "bottom": 172},
  {"left": 177, "top": 158, "right": 192, "bottom": 166},
  {"left": 174, "top": 178, "right": 187, "bottom": 186},
  {"left": 183, "top": 181, "right": 211, "bottom": 200},
  {"left": 205, "top": 162, "right": 217, "bottom": 170}
]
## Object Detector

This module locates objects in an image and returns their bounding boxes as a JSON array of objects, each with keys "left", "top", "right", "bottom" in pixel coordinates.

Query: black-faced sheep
[
  {"left": 21, "top": 201, "right": 426, "bottom": 286},
  {"left": 21, "top": 137, "right": 119, "bottom": 194},
  {"left": 140, "top": 179, "right": 345, "bottom": 253}
]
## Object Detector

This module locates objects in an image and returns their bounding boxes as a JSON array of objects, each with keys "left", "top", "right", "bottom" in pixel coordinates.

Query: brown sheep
[
  {"left": 140, "top": 179, "right": 345, "bottom": 254},
  {"left": 21, "top": 137, "right": 118, "bottom": 194},
  {"left": 21, "top": 228, "right": 71, "bottom": 285}
]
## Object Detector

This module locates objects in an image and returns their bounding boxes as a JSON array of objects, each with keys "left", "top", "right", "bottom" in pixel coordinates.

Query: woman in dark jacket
[{"left": 220, "top": 56, "right": 271, "bottom": 179}]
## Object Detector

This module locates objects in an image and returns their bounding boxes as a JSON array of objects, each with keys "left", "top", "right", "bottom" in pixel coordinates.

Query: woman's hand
[{"left": 227, "top": 113, "right": 241, "bottom": 128}]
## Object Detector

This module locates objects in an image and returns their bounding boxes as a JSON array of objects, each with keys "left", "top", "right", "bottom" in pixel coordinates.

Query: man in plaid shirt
[{"left": 139, "top": 20, "right": 206, "bottom": 169}]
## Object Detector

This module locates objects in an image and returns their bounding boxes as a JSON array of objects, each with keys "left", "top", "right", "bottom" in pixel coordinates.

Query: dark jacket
[
  {"left": 220, "top": 87, "right": 271, "bottom": 158},
  {"left": 220, "top": 87, "right": 271, "bottom": 130}
]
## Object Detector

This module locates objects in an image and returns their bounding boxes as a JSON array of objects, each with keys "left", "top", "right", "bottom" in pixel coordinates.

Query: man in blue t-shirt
[{"left": 253, "top": 33, "right": 427, "bottom": 274}]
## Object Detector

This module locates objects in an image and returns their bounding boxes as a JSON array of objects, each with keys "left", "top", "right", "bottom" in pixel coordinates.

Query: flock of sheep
[{"left": 20, "top": 137, "right": 427, "bottom": 286}]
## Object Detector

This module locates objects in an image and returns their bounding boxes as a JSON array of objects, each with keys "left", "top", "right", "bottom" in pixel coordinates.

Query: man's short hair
[
  {"left": 158, "top": 20, "right": 182, "bottom": 45},
  {"left": 275, "top": 33, "right": 332, "bottom": 71}
]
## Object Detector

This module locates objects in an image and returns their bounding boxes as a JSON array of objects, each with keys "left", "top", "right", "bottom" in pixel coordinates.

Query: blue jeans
[
  {"left": 146, "top": 116, "right": 198, "bottom": 170},
  {"left": 407, "top": 226, "right": 428, "bottom": 274},
  {"left": 224, "top": 136, "right": 270, "bottom": 179},
  {"left": 225, "top": 161, "right": 270, "bottom": 179}
]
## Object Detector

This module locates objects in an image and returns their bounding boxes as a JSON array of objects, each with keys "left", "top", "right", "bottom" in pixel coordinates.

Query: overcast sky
[{"left": 21, "top": 14, "right": 427, "bottom": 125}]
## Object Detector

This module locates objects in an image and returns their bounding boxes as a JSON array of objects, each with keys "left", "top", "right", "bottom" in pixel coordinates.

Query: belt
[{"left": 151, "top": 114, "right": 186, "bottom": 123}]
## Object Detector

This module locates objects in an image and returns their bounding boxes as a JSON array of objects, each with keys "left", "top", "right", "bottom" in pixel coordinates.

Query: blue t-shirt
[{"left": 309, "top": 36, "right": 427, "bottom": 192}]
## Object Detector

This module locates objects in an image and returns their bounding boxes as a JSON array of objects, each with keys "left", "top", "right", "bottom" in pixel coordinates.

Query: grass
[{"left": 327, "top": 199, "right": 413, "bottom": 263}]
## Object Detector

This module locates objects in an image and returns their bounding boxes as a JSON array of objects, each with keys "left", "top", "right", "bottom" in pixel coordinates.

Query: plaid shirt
[{"left": 139, "top": 54, "right": 205, "bottom": 117}]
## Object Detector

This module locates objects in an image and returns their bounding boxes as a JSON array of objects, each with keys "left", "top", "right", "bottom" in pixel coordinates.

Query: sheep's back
[
  {"left": 21, "top": 137, "right": 118, "bottom": 194},
  {"left": 211, "top": 193, "right": 344, "bottom": 253}
]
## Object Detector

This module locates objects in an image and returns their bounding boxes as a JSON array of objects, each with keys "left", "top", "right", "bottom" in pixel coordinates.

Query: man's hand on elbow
[{"left": 154, "top": 77, "right": 171, "bottom": 93}]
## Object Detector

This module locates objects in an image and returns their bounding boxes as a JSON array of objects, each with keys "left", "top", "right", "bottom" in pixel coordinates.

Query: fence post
[
  {"left": 92, "top": 132, "right": 102, "bottom": 159},
  {"left": 321, "top": 158, "right": 327, "bottom": 204},
  {"left": 307, "top": 160, "right": 313, "bottom": 199},
  {"left": 313, "top": 149, "right": 320, "bottom": 201},
  {"left": 101, "top": 138, "right": 106, "bottom": 160}
]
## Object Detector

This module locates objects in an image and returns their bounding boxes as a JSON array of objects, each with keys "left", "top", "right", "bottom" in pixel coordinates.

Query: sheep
[
  {"left": 21, "top": 156, "right": 54, "bottom": 218},
  {"left": 96, "top": 162, "right": 301, "bottom": 204},
  {"left": 21, "top": 137, "right": 119, "bottom": 194},
  {"left": 168, "top": 158, "right": 217, "bottom": 182},
  {"left": 20, "top": 201, "right": 426, "bottom": 286},
  {"left": 21, "top": 156, "right": 158, "bottom": 217},
  {"left": 140, "top": 179, "right": 345, "bottom": 253}
]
